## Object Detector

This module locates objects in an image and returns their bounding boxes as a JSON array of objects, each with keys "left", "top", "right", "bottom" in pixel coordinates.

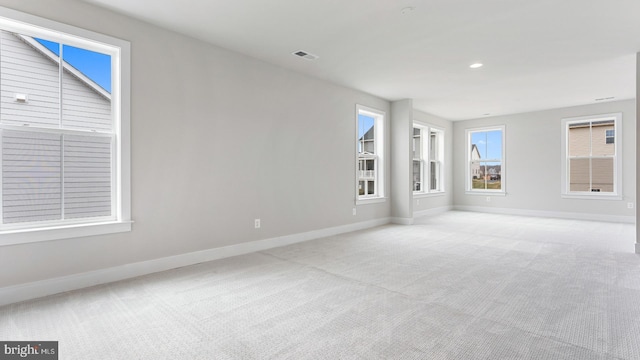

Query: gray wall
[
  {"left": 453, "top": 99, "right": 636, "bottom": 218},
  {"left": 412, "top": 110, "right": 454, "bottom": 213},
  {"left": 636, "top": 52, "right": 639, "bottom": 252},
  {"left": 391, "top": 99, "right": 414, "bottom": 222},
  {"left": 0, "top": 0, "right": 391, "bottom": 287}
]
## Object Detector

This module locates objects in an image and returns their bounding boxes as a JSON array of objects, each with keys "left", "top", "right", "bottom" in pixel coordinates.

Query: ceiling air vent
[{"left": 292, "top": 50, "right": 318, "bottom": 61}]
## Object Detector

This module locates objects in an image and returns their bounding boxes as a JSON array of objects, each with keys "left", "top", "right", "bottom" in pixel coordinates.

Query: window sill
[
  {"left": 561, "top": 194, "right": 623, "bottom": 201},
  {"left": 0, "top": 220, "right": 133, "bottom": 247},
  {"left": 465, "top": 191, "right": 507, "bottom": 196},
  {"left": 356, "top": 197, "right": 387, "bottom": 205},
  {"left": 414, "top": 192, "right": 446, "bottom": 198}
]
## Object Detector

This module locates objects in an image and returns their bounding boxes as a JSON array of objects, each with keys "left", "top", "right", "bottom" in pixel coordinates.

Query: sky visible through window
[
  {"left": 36, "top": 38, "right": 111, "bottom": 93},
  {"left": 358, "top": 114, "right": 374, "bottom": 153},
  {"left": 358, "top": 114, "right": 374, "bottom": 139},
  {"left": 471, "top": 130, "right": 502, "bottom": 159}
]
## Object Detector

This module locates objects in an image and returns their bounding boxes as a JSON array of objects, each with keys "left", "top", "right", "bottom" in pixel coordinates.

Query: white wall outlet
[
  {"left": 486, "top": 196, "right": 491, "bottom": 202},
  {"left": 254, "top": 219, "right": 261, "bottom": 228},
  {"left": 352, "top": 208, "right": 356, "bottom": 215},
  {"left": 416, "top": 199, "right": 420, "bottom": 205},
  {"left": 627, "top": 202, "right": 634, "bottom": 209}
]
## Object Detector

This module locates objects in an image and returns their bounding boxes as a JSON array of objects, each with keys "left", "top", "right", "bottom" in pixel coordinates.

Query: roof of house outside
[{"left": 16, "top": 33, "right": 111, "bottom": 101}]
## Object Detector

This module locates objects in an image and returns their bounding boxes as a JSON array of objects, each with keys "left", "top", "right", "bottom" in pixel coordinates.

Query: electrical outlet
[
  {"left": 486, "top": 196, "right": 491, "bottom": 202},
  {"left": 628, "top": 203, "right": 634, "bottom": 209},
  {"left": 416, "top": 199, "right": 420, "bottom": 205},
  {"left": 254, "top": 219, "right": 261, "bottom": 228},
  {"left": 352, "top": 208, "right": 357, "bottom": 215}
]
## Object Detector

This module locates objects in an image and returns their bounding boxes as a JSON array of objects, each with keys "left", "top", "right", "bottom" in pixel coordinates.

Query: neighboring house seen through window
[
  {"left": 0, "top": 7, "right": 131, "bottom": 245},
  {"left": 413, "top": 124, "right": 444, "bottom": 194},
  {"left": 466, "top": 126, "right": 505, "bottom": 193},
  {"left": 356, "top": 105, "right": 384, "bottom": 201},
  {"left": 561, "top": 113, "right": 621, "bottom": 199}
]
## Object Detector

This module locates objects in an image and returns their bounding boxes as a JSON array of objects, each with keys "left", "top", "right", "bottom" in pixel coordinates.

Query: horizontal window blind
[
  {"left": 63, "top": 134, "right": 112, "bottom": 219},
  {"left": 2, "top": 130, "right": 62, "bottom": 223},
  {"left": 2, "top": 130, "right": 113, "bottom": 225}
]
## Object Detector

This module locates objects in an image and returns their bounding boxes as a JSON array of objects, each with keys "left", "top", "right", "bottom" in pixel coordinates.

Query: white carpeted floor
[{"left": 1, "top": 211, "right": 639, "bottom": 359}]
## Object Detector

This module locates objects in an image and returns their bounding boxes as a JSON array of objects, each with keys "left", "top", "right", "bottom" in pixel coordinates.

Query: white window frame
[
  {"left": 0, "top": 6, "right": 131, "bottom": 246},
  {"left": 356, "top": 104, "right": 385, "bottom": 204},
  {"left": 413, "top": 123, "right": 445, "bottom": 197},
  {"left": 561, "top": 113, "right": 622, "bottom": 200},
  {"left": 465, "top": 125, "right": 506, "bottom": 195}
]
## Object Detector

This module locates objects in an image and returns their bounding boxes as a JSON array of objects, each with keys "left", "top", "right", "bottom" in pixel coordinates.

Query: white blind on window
[
  {"left": 2, "top": 130, "right": 62, "bottom": 223},
  {"left": 63, "top": 134, "right": 112, "bottom": 219},
  {"left": 1, "top": 130, "right": 113, "bottom": 225}
]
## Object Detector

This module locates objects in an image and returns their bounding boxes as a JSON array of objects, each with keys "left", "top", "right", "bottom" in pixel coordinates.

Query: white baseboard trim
[
  {"left": 454, "top": 205, "right": 635, "bottom": 224},
  {"left": 0, "top": 217, "right": 391, "bottom": 307},
  {"left": 413, "top": 205, "right": 453, "bottom": 218},
  {"left": 390, "top": 217, "right": 414, "bottom": 225}
]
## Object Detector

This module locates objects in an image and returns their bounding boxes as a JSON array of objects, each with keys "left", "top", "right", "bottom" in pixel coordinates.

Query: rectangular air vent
[{"left": 292, "top": 50, "right": 318, "bottom": 61}]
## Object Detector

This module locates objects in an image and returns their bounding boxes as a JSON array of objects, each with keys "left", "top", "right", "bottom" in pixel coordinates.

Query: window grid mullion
[{"left": 60, "top": 134, "right": 64, "bottom": 221}]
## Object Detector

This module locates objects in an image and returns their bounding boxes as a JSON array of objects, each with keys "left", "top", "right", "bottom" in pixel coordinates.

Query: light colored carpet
[{"left": 1, "top": 211, "right": 639, "bottom": 359}]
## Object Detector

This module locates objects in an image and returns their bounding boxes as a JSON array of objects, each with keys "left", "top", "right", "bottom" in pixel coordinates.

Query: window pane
[
  {"left": 486, "top": 130, "right": 502, "bottom": 160},
  {"left": 367, "top": 181, "right": 375, "bottom": 195},
  {"left": 568, "top": 122, "right": 591, "bottom": 157},
  {"left": 471, "top": 163, "right": 486, "bottom": 189},
  {"left": 358, "top": 114, "right": 375, "bottom": 154},
  {"left": 591, "top": 158, "right": 614, "bottom": 193},
  {"left": 2, "top": 130, "right": 62, "bottom": 224},
  {"left": 430, "top": 161, "right": 439, "bottom": 191},
  {"left": 471, "top": 132, "right": 487, "bottom": 159},
  {"left": 358, "top": 181, "right": 365, "bottom": 196},
  {"left": 605, "top": 129, "right": 615, "bottom": 144},
  {"left": 484, "top": 161, "right": 501, "bottom": 190},
  {"left": 63, "top": 134, "right": 112, "bottom": 219},
  {"left": 569, "top": 158, "right": 590, "bottom": 192},
  {"left": 413, "top": 160, "right": 421, "bottom": 191},
  {"left": 0, "top": 32, "right": 60, "bottom": 128},
  {"left": 592, "top": 122, "right": 614, "bottom": 156},
  {"left": 365, "top": 159, "right": 375, "bottom": 171},
  {"left": 62, "top": 44, "right": 112, "bottom": 131},
  {"left": 413, "top": 128, "right": 421, "bottom": 159},
  {"left": 429, "top": 131, "right": 437, "bottom": 161}
]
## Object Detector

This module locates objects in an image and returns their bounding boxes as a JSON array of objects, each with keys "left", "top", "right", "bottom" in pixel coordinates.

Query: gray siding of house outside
[
  {"left": 62, "top": 70, "right": 111, "bottom": 131},
  {"left": 0, "top": 30, "right": 111, "bottom": 130},
  {"left": 569, "top": 124, "right": 615, "bottom": 192},
  {"left": 0, "top": 30, "right": 60, "bottom": 127}
]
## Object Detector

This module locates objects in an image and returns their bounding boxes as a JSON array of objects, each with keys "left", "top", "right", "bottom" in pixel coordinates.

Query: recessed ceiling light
[
  {"left": 483, "top": 113, "right": 491, "bottom": 116},
  {"left": 470, "top": 63, "right": 483, "bottom": 69},
  {"left": 401, "top": 7, "right": 415, "bottom": 14}
]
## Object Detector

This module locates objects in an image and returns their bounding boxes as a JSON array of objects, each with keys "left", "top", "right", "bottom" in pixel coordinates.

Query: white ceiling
[{"left": 81, "top": 0, "right": 640, "bottom": 120}]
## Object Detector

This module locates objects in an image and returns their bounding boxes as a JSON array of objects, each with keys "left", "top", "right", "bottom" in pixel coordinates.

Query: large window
[
  {"left": 413, "top": 124, "right": 444, "bottom": 194},
  {"left": 561, "top": 113, "right": 622, "bottom": 199},
  {"left": 356, "top": 105, "right": 384, "bottom": 201},
  {"left": 0, "top": 7, "right": 130, "bottom": 245},
  {"left": 466, "top": 126, "right": 505, "bottom": 193}
]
